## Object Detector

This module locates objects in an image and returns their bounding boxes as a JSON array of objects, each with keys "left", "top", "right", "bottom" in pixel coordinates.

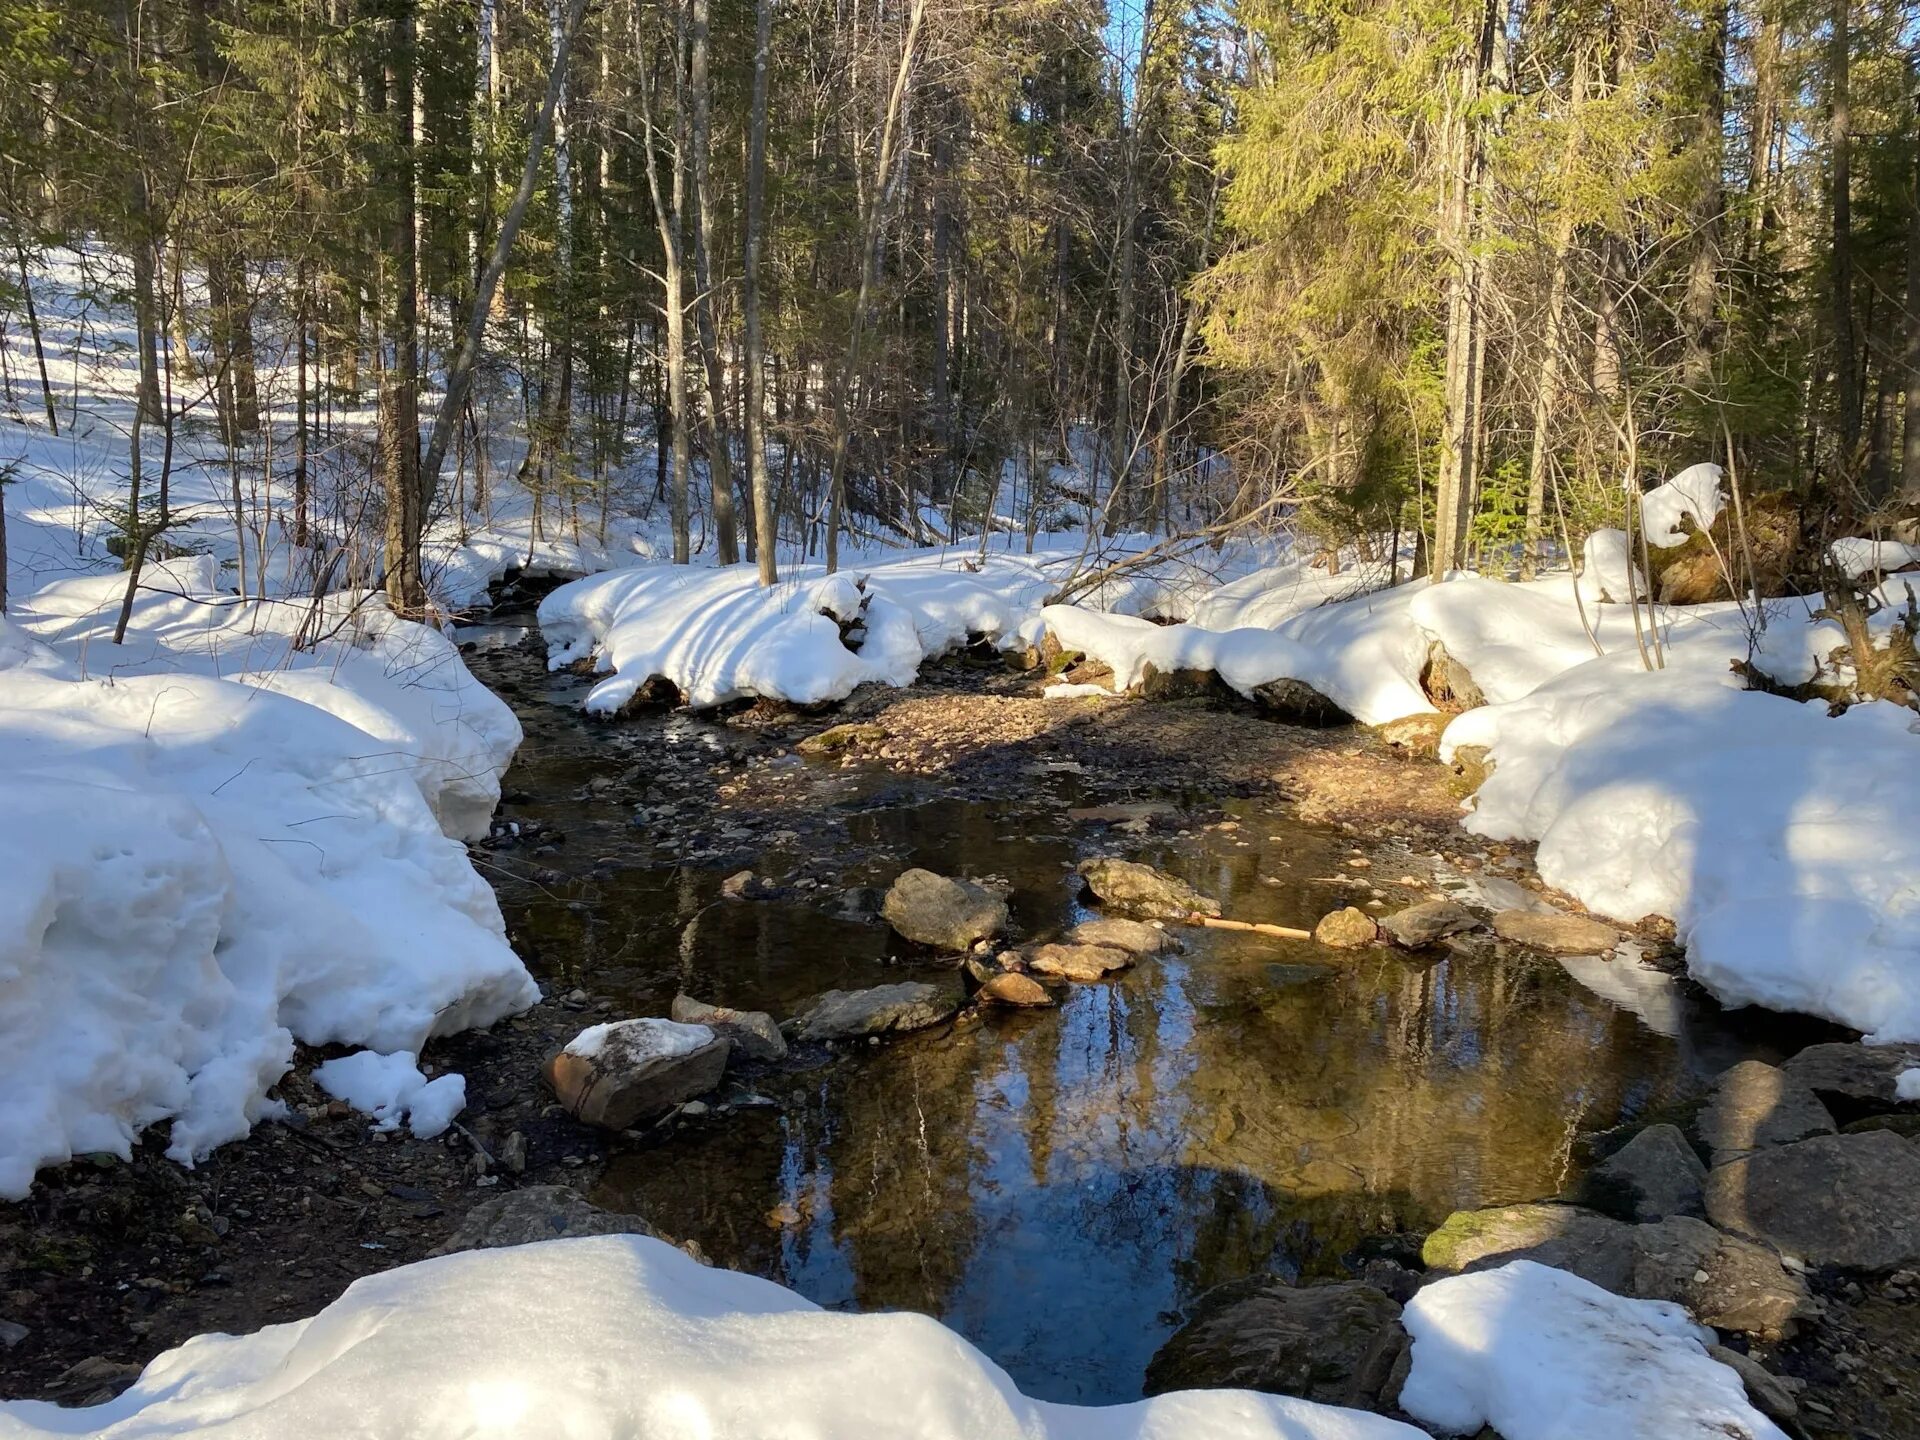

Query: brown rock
[
  {"left": 1067, "top": 916, "right": 1182, "bottom": 955},
  {"left": 1375, "top": 713, "right": 1449, "bottom": 758},
  {"left": 1314, "top": 906, "right": 1380, "bottom": 949},
  {"left": 1076, "top": 856, "right": 1221, "bottom": 920},
  {"left": 543, "top": 1019, "right": 729, "bottom": 1130},
  {"left": 1024, "top": 942, "right": 1133, "bottom": 982},
  {"left": 794, "top": 982, "right": 959, "bottom": 1041},
  {"left": 670, "top": 994, "right": 787, "bottom": 1062},
  {"left": 1491, "top": 908, "right": 1620, "bottom": 955},
  {"left": 881, "top": 868, "right": 1009, "bottom": 951},
  {"left": 977, "top": 971, "right": 1054, "bottom": 1007},
  {"left": 795, "top": 722, "right": 888, "bottom": 756}
]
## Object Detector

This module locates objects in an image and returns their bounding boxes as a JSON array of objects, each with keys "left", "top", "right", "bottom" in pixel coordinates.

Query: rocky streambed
[{"left": 4, "top": 608, "right": 1918, "bottom": 1439}]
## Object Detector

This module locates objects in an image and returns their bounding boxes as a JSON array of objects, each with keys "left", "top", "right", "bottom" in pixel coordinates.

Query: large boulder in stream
[
  {"left": 1076, "top": 857, "right": 1220, "bottom": 921},
  {"left": 543, "top": 1018, "right": 729, "bottom": 1130},
  {"left": 1421, "top": 1202, "right": 1812, "bottom": 1339},
  {"left": 793, "top": 982, "right": 959, "bottom": 1041},
  {"left": 1144, "top": 1276, "right": 1407, "bottom": 1411},
  {"left": 1490, "top": 908, "right": 1620, "bottom": 955},
  {"left": 1023, "top": 942, "right": 1132, "bottom": 982},
  {"left": 1581, "top": 1123, "right": 1706, "bottom": 1222},
  {"left": 881, "top": 869, "right": 1009, "bottom": 951},
  {"left": 1706, "top": 1130, "right": 1920, "bottom": 1271},
  {"left": 1068, "top": 916, "right": 1182, "bottom": 956},
  {"left": 1781, "top": 1041, "right": 1920, "bottom": 1110},
  {"left": 1377, "top": 899, "right": 1478, "bottom": 948},
  {"left": 1697, "top": 1060, "right": 1834, "bottom": 1167}
]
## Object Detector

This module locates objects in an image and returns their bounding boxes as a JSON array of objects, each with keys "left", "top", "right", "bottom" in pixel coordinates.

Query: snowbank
[
  {"left": 541, "top": 549, "right": 1060, "bottom": 710},
  {"left": 1400, "top": 1261, "right": 1786, "bottom": 1440},
  {"left": 0, "top": 580, "right": 536, "bottom": 1198},
  {"left": 0, "top": 1235, "right": 1423, "bottom": 1440},
  {"left": 1445, "top": 632, "right": 1920, "bottom": 1041},
  {"left": 1640, "top": 463, "right": 1726, "bottom": 547},
  {"left": 1829, "top": 536, "right": 1920, "bottom": 582}
]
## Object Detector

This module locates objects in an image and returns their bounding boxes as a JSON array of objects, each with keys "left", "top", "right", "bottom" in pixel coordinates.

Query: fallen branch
[{"left": 1181, "top": 912, "right": 1312, "bottom": 941}]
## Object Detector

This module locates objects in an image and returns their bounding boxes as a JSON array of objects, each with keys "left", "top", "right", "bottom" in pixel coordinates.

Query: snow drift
[
  {"left": 0, "top": 1235, "right": 1423, "bottom": 1440},
  {"left": 0, "top": 576, "right": 537, "bottom": 1199}
]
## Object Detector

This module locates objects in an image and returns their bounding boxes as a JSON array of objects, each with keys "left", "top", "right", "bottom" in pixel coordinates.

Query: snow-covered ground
[{"left": 0, "top": 1235, "right": 1424, "bottom": 1440}]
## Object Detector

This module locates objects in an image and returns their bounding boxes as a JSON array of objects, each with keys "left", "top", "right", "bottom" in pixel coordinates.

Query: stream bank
[{"left": 3, "top": 608, "right": 1914, "bottom": 1436}]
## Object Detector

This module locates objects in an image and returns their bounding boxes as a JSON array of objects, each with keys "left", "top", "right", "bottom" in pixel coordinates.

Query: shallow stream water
[{"left": 460, "top": 613, "right": 1821, "bottom": 1406}]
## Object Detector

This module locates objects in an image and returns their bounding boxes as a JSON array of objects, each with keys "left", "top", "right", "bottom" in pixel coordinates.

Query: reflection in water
[{"left": 467, "top": 619, "right": 1811, "bottom": 1406}]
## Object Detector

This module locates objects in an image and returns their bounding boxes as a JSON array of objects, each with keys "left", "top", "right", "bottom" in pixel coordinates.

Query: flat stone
[
  {"left": 1076, "top": 857, "right": 1221, "bottom": 920},
  {"left": 976, "top": 971, "right": 1054, "bottom": 1007},
  {"left": 1491, "top": 908, "right": 1620, "bottom": 954},
  {"left": 1143, "top": 1276, "right": 1406, "bottom": 1410},
  {"left": 1698, "top": 1060, "right": 1834, "bottom": 1166},
  {"left": 1422, "top": 1202, "right": 1811, "bottom": 1339},
  {"left": 1781, "top": 1041, "right": 1920, "bottom": 1108},
  {"left": 670, "top": 994, "right": 787, "bottom": 1062},
  {"left": 544, "top": 1019, "right": 729, "bottom": 1130},
  {"left": 1706, "top": 1130, "right": 1920, "bottom": 1271},
  {"left": 794, "top": 982, "right": 958, "bottom": 1041},
  {"left": 881, "top": 868, "right": 1009, "bottom": 951},
  {"left": 1314, "top": 906, "right": 1380, "bottom": 949},
  {"left": 1377, "top": 899, "right": 1478, "bottom": 948},
  {"left": 1067, "top": 916, "right": 1181, "bottom": 955},
  {"left": 1584, "top": 1123, "right": 1706, "bottom": 1222},
  {"left": 1024, "top": 942, "right": 1132, "bottom": 981},
  {"left": 432, "top": 1186, "right": 661, "bottom": 1256}
]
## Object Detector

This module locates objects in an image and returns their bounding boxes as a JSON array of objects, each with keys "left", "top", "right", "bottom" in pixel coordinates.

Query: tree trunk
[
  {"left": 13, "top": 239, "right": 57, "bottom": 434},
  {"left": 380, "top": 3, "right": 426, "bottom": 615},
  {"left": 743, "top": 0, "right": 777, "bottom": 584},
  {"left": 1904, "top": 76, "right": 1920, "bottom": 498},
  {"left": 1831, "top": 0, "right": 1858, "bottom": 464},
  {"left": 1682, "top": 0, "right": 1726, "bottom": 392},
  {"left": 635, "top": 1, "right": 693, "bottom": 563},
  {"left": 688, "top": 0, "right": 737, "bottom": 564}
]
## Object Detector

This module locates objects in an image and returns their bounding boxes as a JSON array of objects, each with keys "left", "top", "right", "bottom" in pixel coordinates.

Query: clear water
[{"left": 462, "top": 615, "right": 1820, "bottom": 1405}]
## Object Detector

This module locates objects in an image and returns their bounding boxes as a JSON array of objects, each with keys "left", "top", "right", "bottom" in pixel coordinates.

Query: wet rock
[
  {"left": 52, "top": 1356, "right": 143, "bottom": 1406},
  {"left": 1698, "top": 1060, "right": 1834, "bottom": 1166},
  {"left": 1138, "top": 663, "right": 1233, "bottom": 703},
  {"left": 543, "top": 1019, "right": 729, "bottom": 1130},
  {"left": 1706, "top": 1130, "right": 1920, "bottom": 1271},
  {"left": 1023, "top": 942, "right": 1132, "bottom": 982},
  {"left": 830, "top": 884, "right": 886, "bottom": 921},
  {"left": 613, "top": 674, "right": 683, "bottom": 716},
  {"left": 1143, "top": 1275, "right": 1407, "bottom": 1411},
  {"left": 1490, "top": 908, "right": 1620, "bottom": 955},
  {"left": 1314, "top": 906, "right": 1380, "bottom": 949},
  {"left": 794, "top": 982, "right": 958, "bottom": 1041},
  {"left": 1249, "top": 677, "right": 1350, "bottom": 726},
  {"left": 976, "top": 971, "right": 1054, "bottom": 1007},
  {"left": 432, "top": 1186, "right": 662, "bottom": 1255},
  {"left": 1067, "top": 916, "right": 1182, "bottom": 956},
  {"left": 881, "top": 868, "right": 1009, "bottom": 951},
  {"left": 1076, "top": 856, "right": 1220, "bottom": 920},
  {"left": 1582, "top": 1122, "right": 1706, "bottom": 1222},
  {"left": 0, "top": 1318, "right": 29, "bottom": 1350},
  {"left": 1422, "top": 1202, "right": 1811, "bottom": 1339},
  {"left": 1377, "top": 899, "right": 1478, "bottom": 948},
  {"left": 720, "top": 870, "right": 775, "bottom": 901},
  {"left": 500, "top": 1131, "right": 528, "bottom": 1175},
  {"left": 795, "top": 722, "right": 888, "bottom": 756},
  {"left": 1707, "top": 1344, "right": 1799, "bottom": 1426},
  {"left": 1781, "top": 1041, "right": 1920, "bottom": 1109},
  {"left": 671, "top": 994, "right": 788, "bottom": 1062}
]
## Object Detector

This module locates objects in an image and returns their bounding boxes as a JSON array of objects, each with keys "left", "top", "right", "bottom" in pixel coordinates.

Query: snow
[
  {"left": 0, "top": 585, "right": 537, "bottom": 1198},
  {"left": 1043, "top": 681, "right": 1117, "bottom": 699},
  {"left": 1829, "top": 537, "right": 1920, "bottom": 582},
  {"left": 1444, "top": 623, "right": 1920, "bottom": 1041},
  {"left": 1640, "top": 463, "right": 1726, "bottom": 548},
  {"left": 1582, "top": 528, "right": 1642, "bottom": 602},
  {"left": 1399, "top": 1260, "right": 1787, "bottom": 1440},
  {"left": 0, "top": 1235, "right": 1425, "bottom": 1440},
  {"left": 563, "top": 1017, "right": 717, "bottom": 1062},
  {"left": 1896, "top": 1067, "right": 1920, "bottom": 1102},
  {"left": 312, "top": 1051, "right": 467, "bottom": 1140}
]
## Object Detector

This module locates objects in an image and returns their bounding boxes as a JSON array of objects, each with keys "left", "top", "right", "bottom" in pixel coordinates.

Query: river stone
[
  {"left": 1067, "top": 916, "right": 1181, "bottom": 955},
  {"left": 1781, "top": 1041, "right": 1920, "bottom": 1109},
  {"left": 544, "top": 1019, "right": 729, "bottom": 1130},
  {"left": 795, "top": 722, "right": 887, "bottom": 756},
  {"left": 1421, "top": 1202, "right": 1810, "bottom": 1338},
  {"left": 432, "top": 1186, "right": 662, "bottom": 1255},
  {"left": 1584, "top": 1122, "right": 1706, "bottom": 1221},
  {"left": 1377, "top": 899, "right": 1478, "bottom": 948},
  {"left": 1024, "top": 942, "right": 1132, "bottom": 981},
  {"left": 670, "top": 994, "right": 787, "bottom": 1062},
  {"left": 976, "top": 971, "right": 1054, "bottom": 1007},
  {"left": 794, "top": 982, "right": 958, "bottom": 1041},
  {"left": 1248, "top": 677, "right": 1349, "bottom": 725},
  {"left": 1698, "top": 1060, "right": 1834, "bottom": 1166},
  {"left": 881, "top": 868, "right": 1009, "bottom": 951},
  {"left": 1076, "top": 857, "right": 1221, "bottom": 920},
  {"left": 1707, "top": 1345, "right": 1799, "bottom": 1426},
  {"left": 1314, "top": 907, "right": 1380, "bottom": 949},
  {"left": 1142, "top": 1276, "right": 1407, "bottom": 1410},
  {"left": 1705, "top": 1130, "right": 1920, "bottom": 1271},
  {"left": 1490, "top": 908, "right": 1620, "bottom": 955}
]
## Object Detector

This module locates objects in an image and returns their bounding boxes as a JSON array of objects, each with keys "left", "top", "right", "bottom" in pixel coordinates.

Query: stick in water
[{"left": 1182, "top": 912, "right": 1313, "bottom": 942}]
